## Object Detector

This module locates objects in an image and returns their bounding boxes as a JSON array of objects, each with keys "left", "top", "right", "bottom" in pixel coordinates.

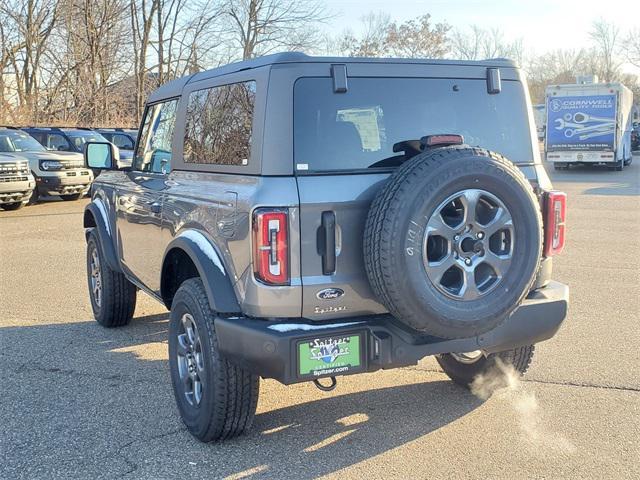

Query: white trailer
[{"left": 545, "top": 82, "right": 634, "bottom": 171}]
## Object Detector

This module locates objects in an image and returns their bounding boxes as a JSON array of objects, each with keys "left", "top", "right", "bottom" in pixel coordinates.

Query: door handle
[
  {"left": 317, "top": 211, "right": 336, "bottom": 275},
  {"left": 148, "top": 201, "right": 161, "bottom": 214}
]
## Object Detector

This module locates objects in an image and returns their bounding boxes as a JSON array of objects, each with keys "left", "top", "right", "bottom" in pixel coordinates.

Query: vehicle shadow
[
  {"left": 223, "top": 379, "right": 481, "bottom": 479},
  {"left": 1, "top": 312, "right": 482, "bottom": 479}
]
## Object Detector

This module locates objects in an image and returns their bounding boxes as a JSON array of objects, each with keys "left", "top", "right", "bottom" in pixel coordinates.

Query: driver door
[{"left": 115, "top": 99, "right": 178, "bottom": 294}]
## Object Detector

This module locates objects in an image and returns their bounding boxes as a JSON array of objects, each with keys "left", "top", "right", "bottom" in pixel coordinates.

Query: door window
[
  {"left": 133, "top": 99, "right": 178, "bottom": 173},
  {"left": 183, "top": 81, "right": 256, "bottom": 166},
  {"left": 47, "top": 133, "right": 72, "bottom": 152}
]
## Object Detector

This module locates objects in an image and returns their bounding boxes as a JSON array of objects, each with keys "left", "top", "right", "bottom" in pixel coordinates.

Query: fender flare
[
  {"left": 162, "top": 230, "right": 241, "bottom": 314},
  {"left": 84, "top": 200, "right": 120, "bottom": 272}
]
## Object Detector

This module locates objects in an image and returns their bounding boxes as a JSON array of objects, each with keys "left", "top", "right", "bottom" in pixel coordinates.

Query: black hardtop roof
[
  {"left": 147, "top": 52, "right": 517, "bottom": 102},
  {"left": 22, "top": 126, "right": 94, "bottom": 132}
]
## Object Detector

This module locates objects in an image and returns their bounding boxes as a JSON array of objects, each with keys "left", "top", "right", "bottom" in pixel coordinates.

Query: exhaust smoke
[{"left": 470, "top": 358, "right": 577, "bottom": 456}]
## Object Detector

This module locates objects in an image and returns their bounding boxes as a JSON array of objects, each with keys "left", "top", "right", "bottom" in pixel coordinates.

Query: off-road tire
[
  {"left": 86, "top": 229, "right": 137, "bottom": 327},
  {"left": 61, "top": 193, "right": 83, "bottom": 201},
  {"left": 169, "top": 278, "right": 259, "bottom": 442},
  {"left": 364, "top": 146, "right": 543, "bottom": 339},
  {"left": 437, "top": 345, "right": 535, "bottom": 389},
  {"left": 1, "top": 202, "right": 25, "bottom": 210}
]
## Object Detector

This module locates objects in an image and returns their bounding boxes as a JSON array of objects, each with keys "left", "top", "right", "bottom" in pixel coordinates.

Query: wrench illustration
[
  {"left": 564, "top": 124, "right": 615, "bottom": 138},
  {"left": 579, "top": 129, "right": 614, "bottom": 140},
  {"left": 572, "top": 112, "right": 615, "bottom": 124},
  {"left": 555, "top": 118, "right": 584, "bottom": 129}
]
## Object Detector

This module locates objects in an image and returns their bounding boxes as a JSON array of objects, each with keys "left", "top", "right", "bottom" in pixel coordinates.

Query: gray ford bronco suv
[{"left": 83, "top": 53, "right": 569, "bottom": 442}]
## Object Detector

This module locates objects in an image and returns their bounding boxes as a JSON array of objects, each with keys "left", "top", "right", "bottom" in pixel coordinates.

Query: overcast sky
[{"left": 323, "top": 0, "right": 637, "bottom": 71}]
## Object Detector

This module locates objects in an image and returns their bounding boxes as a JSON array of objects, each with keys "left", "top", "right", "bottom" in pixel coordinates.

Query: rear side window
[
  {"left": 134, "top": 99, "right": 178, "bottom": 173},
  {"left": 294, "top": 77, "right": 534, "bottom": 172},
  {"left": 112, "top": 134, "right": 134, "bottom": 150},
  {"left": 183, "top": 81, "right": 256, "bottom": 166}
]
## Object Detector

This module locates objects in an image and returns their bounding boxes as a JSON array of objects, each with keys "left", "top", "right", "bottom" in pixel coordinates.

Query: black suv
[
  {"left": 83, "top": 53, "right": 569, "bottom": 442},
  {"left": 94, "top": 128, "right": 138, "bottom": 157}
]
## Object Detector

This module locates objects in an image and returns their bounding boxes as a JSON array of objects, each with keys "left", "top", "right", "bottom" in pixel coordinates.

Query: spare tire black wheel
[{"left": 364, "top": 146, "right": 542, "bottom": 339}]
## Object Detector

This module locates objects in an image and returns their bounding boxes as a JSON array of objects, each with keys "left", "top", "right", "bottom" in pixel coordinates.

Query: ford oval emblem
[{"left": 316, "top": 288, "right": 345, "bottom": 300}]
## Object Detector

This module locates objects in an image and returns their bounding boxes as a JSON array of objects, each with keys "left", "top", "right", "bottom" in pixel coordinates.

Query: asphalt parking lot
[{"left": 1, "top": 157, "right": 639, "bottom": 479}]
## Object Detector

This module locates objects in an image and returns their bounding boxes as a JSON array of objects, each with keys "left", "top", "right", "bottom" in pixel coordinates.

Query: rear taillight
[
  {"left": 544, "top": 191, "right": 567, "bottom": 256},
  {"left": 253, "top": 208, "right": 289, "bottom": 285}
]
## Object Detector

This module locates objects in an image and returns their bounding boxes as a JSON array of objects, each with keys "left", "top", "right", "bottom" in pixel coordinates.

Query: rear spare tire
[{"left": 364, "top": 146, "right": 542, "bottom": 339}]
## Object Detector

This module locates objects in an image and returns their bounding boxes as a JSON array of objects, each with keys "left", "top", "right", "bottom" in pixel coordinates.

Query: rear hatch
[{"left": 294, "top": 75, "right": 538, "bottom": 320}]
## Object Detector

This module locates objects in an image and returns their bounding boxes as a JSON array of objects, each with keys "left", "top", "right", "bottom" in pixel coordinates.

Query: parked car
[
  {"left": 0, "top": 127, "right": 92, "bottom": 202},
  {"left": 83, "top": 53, "right": 569, "bottom": 442},
  {"left": 0, "top": 152, "right": 35, "bottom": 210},
  {"left": 23, "top": 126, "right": 133, "bottom": 167},
  {"left": 94, "top": 128, "right": 137, "bottom": 166}
]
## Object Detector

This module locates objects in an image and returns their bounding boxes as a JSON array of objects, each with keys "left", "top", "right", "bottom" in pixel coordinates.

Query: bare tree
[
  {"left": 223, "top": 0, "right": 329, "bottom": 60},
  {"left": 336, "top": 12, "right": 391, "bottom": 57},
  {"left": 589, "top": 19, "right": 621, "bottom": 82},
  {"left": 451, "top": 25, "right": 523, "bottom": 64},
  {"left": 152, "top": 0, "right": 224, "bottom": 81},
  {"left": 625, "top": 28, "right": 640, "bottom": 68},
  {"left": 0, "top": 7, "right": 26, "bottom": 119},
  {"left": 130, "top": 0, "right": 159, "bottom": 121},
  {"left": 0, "top": 0, "right": 58, "bottom": 120},
  {"left": 525, "top": 49, "right": 589, "bottom": 103},
  {"left": 333, "top": 12, "right": 450, "bottom": 59},
  {"left": 57, "top": 0, "right": 130, "bottom": 124}
]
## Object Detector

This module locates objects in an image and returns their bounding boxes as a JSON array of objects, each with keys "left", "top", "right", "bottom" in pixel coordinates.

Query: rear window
[{"left": 294, "top": 77, "right": 534, "bottom": 172}]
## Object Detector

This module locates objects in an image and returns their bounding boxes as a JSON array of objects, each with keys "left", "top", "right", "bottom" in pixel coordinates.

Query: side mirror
[{"left": 85, "top": 142, "right": 121, "bottom": 170}]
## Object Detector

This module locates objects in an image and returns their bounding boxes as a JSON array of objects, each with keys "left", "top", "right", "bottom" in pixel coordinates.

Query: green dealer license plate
[{"left": 297, "top": 334, "right": 363, "bottom": 378}]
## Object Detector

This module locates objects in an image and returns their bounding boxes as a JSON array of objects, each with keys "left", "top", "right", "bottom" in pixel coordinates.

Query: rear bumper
[
  {"left": 216, "top": 280, "right": 569, "bottom": 385},
  {"left": 547, "top": 151, "right": 616, "bottom": 163}
]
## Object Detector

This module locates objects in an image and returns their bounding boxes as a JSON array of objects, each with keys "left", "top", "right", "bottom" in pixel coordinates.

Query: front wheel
[
  {"left": 86, "top": 230, "right": 137, "bottom": 327},
  {"left": 169, "top": 278, "right": 259, "bottom": 442},
  {"left": 436, "top": 345, "right": 535, "bottom": 391}
]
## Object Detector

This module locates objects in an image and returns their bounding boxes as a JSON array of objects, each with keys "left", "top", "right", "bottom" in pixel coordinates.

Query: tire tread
[
  {"left": 87, "top": 230, "right": 136, "bottom": 328},
  {"left": 172, "top": 278, "right": 259, "bottom": 442}
]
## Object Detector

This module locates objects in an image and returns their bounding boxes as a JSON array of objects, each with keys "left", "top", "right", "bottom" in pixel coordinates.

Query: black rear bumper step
[{"left": 215, "top": 281, "right": 569, "bottom": 385}]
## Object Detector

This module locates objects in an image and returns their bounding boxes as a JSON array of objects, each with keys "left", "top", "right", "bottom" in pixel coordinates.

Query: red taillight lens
[
  {"left": 253, "top": 208, "right": 289, "bottom": 285},
  {"left": 544, "top": 191, "right": 567, "bottom": 256}
]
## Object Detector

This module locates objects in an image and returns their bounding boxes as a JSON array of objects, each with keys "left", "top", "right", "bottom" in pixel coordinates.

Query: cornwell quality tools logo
[
  {"left": 547, "top": 94, "right": 617, "bottom": 149},
  {"left": 309, "top": 337, "right": 351, "bottom": 364}
]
